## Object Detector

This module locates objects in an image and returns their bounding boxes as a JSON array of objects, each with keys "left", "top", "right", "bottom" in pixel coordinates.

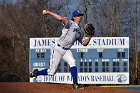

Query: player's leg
[
  {"left": 30, "top": 47, "right": 55, "bottom": 77},
  {"left": 30, "top": 46, "right": 64, "bottom": 77},
  {"left": 47, "top": 48, "right": 63, "bottom": 75},
  {"left": 63, "top": 50, "right": 84, "bottom": 89},
  {"left": 63, "top": 50, "right": 78, "bottom": 84},
  {"left": 33, "top": 47, "right": 58, "bottom": 76}
]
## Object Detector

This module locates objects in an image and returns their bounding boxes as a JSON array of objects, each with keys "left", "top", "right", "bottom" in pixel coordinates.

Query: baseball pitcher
[{"left": 30, "top": 9, "right": 95, "bottom": 89}]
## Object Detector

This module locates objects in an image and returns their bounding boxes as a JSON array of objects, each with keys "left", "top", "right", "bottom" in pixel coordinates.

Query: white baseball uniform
[{"left": 47, "top": 19, "right": 84, "bottom": 75}]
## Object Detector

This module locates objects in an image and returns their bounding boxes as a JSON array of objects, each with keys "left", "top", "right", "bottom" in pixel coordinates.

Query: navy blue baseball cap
[{"left": 72, "top": 10, "right": 84, "bottom": 17}]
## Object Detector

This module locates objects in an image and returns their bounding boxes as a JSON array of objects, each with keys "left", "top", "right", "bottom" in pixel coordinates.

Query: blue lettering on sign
[
  {"left": 73, "top": 40, "right": 82, "bottom": 45},
  {"left": 67, "top": 76, "right": 73, "bottom": 81},
  {"left": 92, "top": 38, "right": 125, "bottom": 46},
  {"left": 59, "top": 76, "right": 65, "bottom": 81},
  {"left": 78, "top": 76, "right": 90, "bottom": 81},
  {"left": 34, "top": 39, "right": 56, "bottom": 47},
  {"left": 91, "top": 75, "right": 114, "bottom": 81},
  {"left": 44, "top": 76, "right": 57, "bottom": 81}
]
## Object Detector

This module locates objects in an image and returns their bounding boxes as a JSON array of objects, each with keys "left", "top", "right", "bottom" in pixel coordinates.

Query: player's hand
[{"left": 42, "top": 10, "right": 50, "bottom": 15}]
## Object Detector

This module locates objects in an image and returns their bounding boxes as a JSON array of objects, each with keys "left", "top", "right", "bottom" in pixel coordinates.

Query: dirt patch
[{"left": 0, "top": 83, "right": 139, "bottom": 93}]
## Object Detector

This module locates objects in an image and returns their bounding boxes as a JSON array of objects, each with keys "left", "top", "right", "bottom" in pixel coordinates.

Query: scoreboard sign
[{"left": 29, "top": 37, "right": 129, "bottom": 84}]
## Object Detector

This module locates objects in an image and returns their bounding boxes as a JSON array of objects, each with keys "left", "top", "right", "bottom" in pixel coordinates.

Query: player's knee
[{"left": 69, "top": 59, "right": 76, "bottom": 67}]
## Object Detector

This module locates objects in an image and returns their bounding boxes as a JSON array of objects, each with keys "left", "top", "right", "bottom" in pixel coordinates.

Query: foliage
[{"left": 0, "top": 0, "right": 69, "bottom": 81}]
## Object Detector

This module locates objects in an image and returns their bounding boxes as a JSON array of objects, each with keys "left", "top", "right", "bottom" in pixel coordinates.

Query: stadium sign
[{"left": 29, "top": 37, "right": 129, "bottom": 84}]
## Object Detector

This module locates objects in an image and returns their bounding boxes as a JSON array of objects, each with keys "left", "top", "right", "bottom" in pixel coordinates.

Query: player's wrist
[{"left": 88, "top": 36, "right": 92, "bottom": 39}]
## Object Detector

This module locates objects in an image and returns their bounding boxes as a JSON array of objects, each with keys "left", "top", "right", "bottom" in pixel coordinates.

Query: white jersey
[{"left": 57, "top": 19, "right": 84, "bottom": 49}]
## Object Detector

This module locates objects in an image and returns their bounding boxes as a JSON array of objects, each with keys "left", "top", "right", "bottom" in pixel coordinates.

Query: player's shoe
[
  {"left": 72, "top": 83, "right": 85, "bottom": 89},
  {"left": 30, "top": 69, "right": 38, "bottom": 78}
]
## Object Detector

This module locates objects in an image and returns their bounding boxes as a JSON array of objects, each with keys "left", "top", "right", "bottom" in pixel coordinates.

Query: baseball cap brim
[
  {"left": 77, "top": 14, "right": 84, "bottom": 16},
  {"left": 73, "top": 14, "right": 84, "bottom": 17}
]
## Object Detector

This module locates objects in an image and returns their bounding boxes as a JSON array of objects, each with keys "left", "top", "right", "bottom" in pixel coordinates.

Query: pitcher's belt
[{"left": 57, "top": 44, "right": 69, "bottom": 50}]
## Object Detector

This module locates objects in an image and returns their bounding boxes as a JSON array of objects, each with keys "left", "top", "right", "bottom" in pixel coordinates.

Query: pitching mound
[{"left": 0, "top": 83, "right": 139, "bottom": 93}]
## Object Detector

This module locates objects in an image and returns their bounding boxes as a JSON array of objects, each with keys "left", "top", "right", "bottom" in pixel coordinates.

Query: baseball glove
[{"left": 84, "top": 23, "right": 95, "bottom": 36}]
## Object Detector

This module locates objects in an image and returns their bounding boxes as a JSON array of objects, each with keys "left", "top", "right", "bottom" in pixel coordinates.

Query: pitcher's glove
[{"left": 84, "top": 23, "right": 95, "bottom": 36}]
